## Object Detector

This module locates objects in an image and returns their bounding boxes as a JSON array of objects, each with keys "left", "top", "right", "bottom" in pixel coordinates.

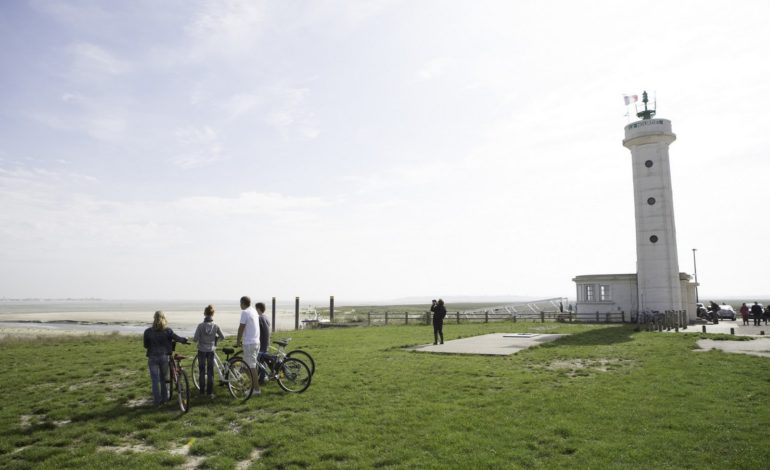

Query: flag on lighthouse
[{"left": 623, "top": 94, "right": 639, "bottom": 106}]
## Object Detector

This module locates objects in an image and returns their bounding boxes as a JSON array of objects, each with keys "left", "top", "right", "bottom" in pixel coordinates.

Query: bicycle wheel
[
  {"left": 276, "top": 357, "right": 311, "bottom": 393},
  {"left": 225, "top": 358, "right": 254, "bottom": 400},
  {"left": 176, "top": 369, "right": 190, "bottom": 413},
  {"left": 190, "top": 355, "right": 201, "bottom": 391},
  {"left": 286, "top": 350, "right": 315, "bottom": 376}
]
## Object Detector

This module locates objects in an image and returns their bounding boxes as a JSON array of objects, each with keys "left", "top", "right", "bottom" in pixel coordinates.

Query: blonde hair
[
  {"left": 152, "top": 310, "right": 168, "bottom": 331},
  {"left": 204, "top": 305, "right": 215, "bottom": 317}
]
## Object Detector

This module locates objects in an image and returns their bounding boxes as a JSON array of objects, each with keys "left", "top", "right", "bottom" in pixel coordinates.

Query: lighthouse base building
[{"left": 572, "top": 273, "right": 697, "bottom": 320}]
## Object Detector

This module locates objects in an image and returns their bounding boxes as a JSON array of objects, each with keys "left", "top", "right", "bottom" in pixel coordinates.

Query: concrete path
[
  {"left": 677, "top": 319, "right": 770, "bottom": 337},
  {"left": 413, "top": 333, "right": 566, "bottom": 356}
]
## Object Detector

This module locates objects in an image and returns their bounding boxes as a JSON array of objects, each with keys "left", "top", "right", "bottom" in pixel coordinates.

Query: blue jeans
[
  {"left": 197, "top": 351, "right": 215, "bottom": 395},
  {"left": 148, "top": 355, "right": 169, "bottom": 405}
]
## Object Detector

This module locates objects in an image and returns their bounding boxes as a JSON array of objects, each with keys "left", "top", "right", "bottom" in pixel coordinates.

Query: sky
[{"left": 1, "top": 0, "right": 769, "bottom": 303}]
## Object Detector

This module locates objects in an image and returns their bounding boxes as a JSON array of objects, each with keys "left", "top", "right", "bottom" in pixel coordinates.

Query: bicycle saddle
[
  {"left": 274, "top": 339, "right": 290, "bottom": 347},
  {"left": 222, "top": 348, "right": 235, "bottom": 355}
]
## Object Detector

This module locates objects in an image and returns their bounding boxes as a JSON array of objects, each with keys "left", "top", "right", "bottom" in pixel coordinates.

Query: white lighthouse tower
[{"left": 622, "top": 92, "right": 682, "bottom": 313}]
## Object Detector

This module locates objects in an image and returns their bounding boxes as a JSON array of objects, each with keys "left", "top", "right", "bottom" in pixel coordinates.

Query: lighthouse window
[
  {"left": 649, "top": 235, "right": 659, "bottom": 243},
  {"left": 600, "top": 285, "right": 611, "bottom": 301},
  {"left": 645, "top": 160, "right": 653, "bottom": 168},
  {"left": 647, "top": 197, "right": 656, "bottom": 205}
]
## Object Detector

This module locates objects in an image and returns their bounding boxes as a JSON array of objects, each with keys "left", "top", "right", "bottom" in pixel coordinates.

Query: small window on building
[
  {"left": 647, "top": 197, "right": 656, "bottom": 205},
  {"left": 650, "top": 235, "right": 659, "bottom": 243},
  {"left": 645, "top": 160, "right": 653, "bottom": 168},
  {"left": 600, "top": 285, "right": 611, "bottom": 301},
  {"left": 584, "top": 284, "right": 595, "bottom": 302}
]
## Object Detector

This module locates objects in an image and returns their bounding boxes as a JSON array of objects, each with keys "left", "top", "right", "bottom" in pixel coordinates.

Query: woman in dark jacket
[
  {"left": 143, "top": 311, "right": 188, "bottom": 406},
  {"left": 430, "top": 299, "right": 447, "bottom": 345}
]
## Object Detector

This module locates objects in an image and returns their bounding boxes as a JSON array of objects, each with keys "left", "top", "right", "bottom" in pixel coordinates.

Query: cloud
[
  {"left": 173, "top": 191, "right": 329, "bottom": 216},
  {"left": 416, "top": 58, "right": 454, "bottom": 81},
  {"left": 173, "top": 126, "right": 225, "bottom": 169},
  {"left": 68, "top": 42, "right": 130, "bottom": 77},
  {"left": 184, "top": 0, "right": 266, "bottom": 61},
  {"left": 265, "top": 85, "right": 320, "bottom": 140}
]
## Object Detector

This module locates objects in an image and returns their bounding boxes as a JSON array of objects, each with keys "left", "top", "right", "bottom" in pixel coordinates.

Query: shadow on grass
[{"left": 542, "top": 325, "right": 636, "bottom": 348}]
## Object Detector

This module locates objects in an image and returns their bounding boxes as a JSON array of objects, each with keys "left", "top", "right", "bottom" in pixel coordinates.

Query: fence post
[
  {"left": 605, "top": 312, "right": 610, "bottom": 323},
  {"left": 596, "top": 311, "right": 599, "bottom": 323},
  {"left": 385, "top": 311, "right": 389, "bottom": 325},
  {"left": 426, "top": 311, "right": 431, "bottom": 325},
  {"left": 405, "top": 312, "right": 408, "bottom": 325},
  {"left": 540, "top": 311, "right": 545, "bottom": 323},
  {"left": 271, "top": 297, "right": 276, "bottom": 333},
  {"left": 368, "top": 311, "right": 371, "bottom": 326},
  {"left": 295, "top": 296, "right": 300, "bottom": 330},
  {"left": 513, "top": 314, "right": 517, "bottom": 323},
  {"left": 330, "top": 295, "right": 334, "bottom": 323},
  {"left": 485, "top": 310, "right": 489, "bottom": 323},
  {"left": 456, "top": 312, "right": 460, "bottom": 324}
]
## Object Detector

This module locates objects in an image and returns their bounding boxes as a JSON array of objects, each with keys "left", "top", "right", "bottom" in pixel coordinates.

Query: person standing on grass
[
  {"left": 763, "top": 305, "right": 770, "bottom": 325},
  {"left": 740, "top": 303, "right": 750, "bottom": 326},
  {"left": 192, "top": 304, "right": 225, "bottom": 398},
  {"left": 750, "top": 302, "right": 763, "bottom": 326},
  {"left": 256, "top": 302, "right": 273, "bottom": 385},
  {"left": 143, "top": 311, "right": 188, "bottom": 406},
  {"left": 235, "top": 296, "right": 261, "bottom": 396},
  {"left": 431, "top": 298, "right": 447, "bottom": 345}
]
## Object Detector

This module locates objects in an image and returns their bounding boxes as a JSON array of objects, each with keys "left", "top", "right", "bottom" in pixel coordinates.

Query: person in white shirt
[{"left": 235, "top": 295, "right": 261, "bottom": 396}]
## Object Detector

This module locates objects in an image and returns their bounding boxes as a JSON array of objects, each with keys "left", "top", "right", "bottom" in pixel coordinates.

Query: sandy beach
[{"left": 0, "top": 303, "right": 311, "bottom": 338}]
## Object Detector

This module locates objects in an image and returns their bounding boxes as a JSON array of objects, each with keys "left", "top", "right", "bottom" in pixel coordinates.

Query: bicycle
[
  {"left": 167, "top": 341, "right": 190, "bottom": 413},
  {"left": 190, "top": 346, "right": 254, "bottom": 400},
  {"left": 233, "top": 337, "right": 315, "bottom": 376},
  {"left": 232, "top": 338, "right": 314, "bottom": 393},
  {"left": 256, "top": 351, "right": 312, "bottom": 393}
]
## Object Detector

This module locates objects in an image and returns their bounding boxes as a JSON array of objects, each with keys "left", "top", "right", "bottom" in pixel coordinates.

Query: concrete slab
[
  {"left": 695, "top": 338, "right": 770, "bottom": 358},
  {"left": 413, "top": 333, "right": 566, "bottom": 356}
]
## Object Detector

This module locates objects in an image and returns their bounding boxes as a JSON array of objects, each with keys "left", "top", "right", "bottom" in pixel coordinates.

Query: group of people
[
  {"left": 142, "top": 296, "right": 271, "bottom": 406},
  {"left": 738, "top": 302, "right": 770, "bottom": 326}
]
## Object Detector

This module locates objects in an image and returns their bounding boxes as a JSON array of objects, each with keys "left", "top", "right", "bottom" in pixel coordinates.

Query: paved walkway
[
  {"left": 677, "top": 319, "right": 770, "bottom": 337},
  {"left": 413, "top": 333, "right": 566, "bottom": 356}
]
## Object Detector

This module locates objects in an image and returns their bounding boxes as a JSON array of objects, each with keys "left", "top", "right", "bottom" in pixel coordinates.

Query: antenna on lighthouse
[{"left": 636, "top": 91, "right": 656, "bottom": 120}]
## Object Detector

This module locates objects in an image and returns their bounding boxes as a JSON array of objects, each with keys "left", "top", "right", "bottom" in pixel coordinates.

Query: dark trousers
[
  {"left": 433, "top": 320, "right": 444, "bottom": 344},
  {"left": 197, "top": 351, "right": 215, "bottom": 395}
]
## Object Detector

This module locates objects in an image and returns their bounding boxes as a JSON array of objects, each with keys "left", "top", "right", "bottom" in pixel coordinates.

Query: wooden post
[
  {"left": 485, "top": 311, "right": 489, "bottom": 323},
  {"left": 330, "top": 295, "right": 334, "bottom": 323},
  {"left": 271, "top": 297, "right": 276, "bottom": 333},
  {"left": 295, "top": 296, "right": 300, "bottom": 330},
  {"left": 385, "top": 311, "right": 389, "bottom": 325},
  {"left": 368, "top": 311, "right": 371, "bottom": 326},
  {"left": 541, "top": 311, "right": 545, "bottom": 323},
  {"left": 730, "top": 328, "right": 734, "bottom": 335},
  {"left": 456, "top": 311, "right": 460, "bottom": 324},
  {"left": 596, "top": 311, "right": 599, "bottom": 323},
  {"left": 405, "top": 312, "right": 408, "bottom": 325},
  {"left": 621, "top": 311, "right": 625, "bottom": 323},
  {"left": 605, "top": 312, "right": 610, "bottom": 323}
]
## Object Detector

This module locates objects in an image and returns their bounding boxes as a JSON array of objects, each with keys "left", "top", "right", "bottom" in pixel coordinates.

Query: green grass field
[{"left": 1, "top": 323, "right": 768, "bottom": 469}]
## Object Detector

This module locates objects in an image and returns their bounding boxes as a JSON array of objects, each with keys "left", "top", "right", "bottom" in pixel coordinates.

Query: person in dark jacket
[
  {"left": 143, "top": 310, "right": 188, "bottom": 406},
  {"left": 256, "top": 302, "right": 272, "bottom": 384},
  {"left": 430, "top": 299, "right": 447, "bottom": 345},
  {"left": 750, "top": 302, "right": 763, "bottom": 326}
]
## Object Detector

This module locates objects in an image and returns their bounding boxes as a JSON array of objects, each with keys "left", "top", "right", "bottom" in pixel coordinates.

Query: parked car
[{"left": 716, "top": 304, "right": 736, "bottom": 321}]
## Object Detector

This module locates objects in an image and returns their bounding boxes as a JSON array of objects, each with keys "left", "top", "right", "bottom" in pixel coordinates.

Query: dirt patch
[
  {"left": 100, "top": 443, "right": 154, "bottom": 453},
  {"left": 236, "top": 448, "right": 265, "bottom": 469},
  {"left": 545, "top": 358, "right": 633, "bottom": 376},
  {"left": 125, "top": 398, "right": 151, "bottom": 408}
]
